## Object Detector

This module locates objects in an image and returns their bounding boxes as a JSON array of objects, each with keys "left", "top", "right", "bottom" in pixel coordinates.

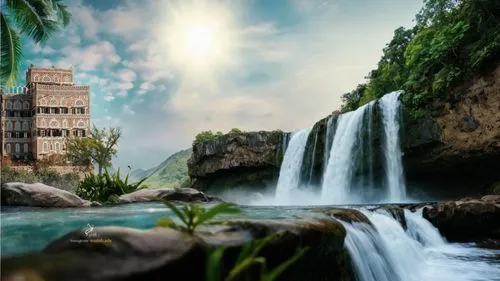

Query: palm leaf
[
  {"left": 6, "top": 0, "right": 58, "bottom": 43},
  {"left": 47, "top": 0, "right": 71, "bottom": 26},
  {"left": 0, "top": 13, "right": 22, "bottom": 86}
]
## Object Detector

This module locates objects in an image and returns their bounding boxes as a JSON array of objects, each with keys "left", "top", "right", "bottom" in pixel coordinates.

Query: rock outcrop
[
  {"left": 422, "top": 196, "right": 500, "bottom": 241},
  {"left": 403, "top": 64, "right": 500, "bottom": 192},
  {"left": 188, "top": 131, "right": 285, "bottom": 191},
  {"left": 119, "top": 187, "right": 212, "bottom": 203},
  {"left": 1, "top": 217, "right": 353, "bottom": 281},
  {"left": 1, "top": 182, "right": 94, "bottom": 208}
]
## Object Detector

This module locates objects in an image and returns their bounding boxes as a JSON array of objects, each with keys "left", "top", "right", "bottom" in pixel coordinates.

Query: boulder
[
  {"left": 118, "top": 187, "right": 211, "bottom": 203},
  {"left": 311, "top": 207, "right": 372, "bottom": 225},
  {"left": 1, "top": 218, "right": 353, "bottom": 281},
  {"left": 1, "top": 182, "right": 92, "bottom": 208},
  {"left": 187, "top": 131, "right": 284, "bottom": 191},
  {"left": 423, "top": 198, "right": 500, "bottom": 241}
]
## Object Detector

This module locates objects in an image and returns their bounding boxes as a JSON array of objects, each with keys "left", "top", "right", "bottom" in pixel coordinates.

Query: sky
[{"left": 19, "top": 0, "right": 423, "bottom": 170}]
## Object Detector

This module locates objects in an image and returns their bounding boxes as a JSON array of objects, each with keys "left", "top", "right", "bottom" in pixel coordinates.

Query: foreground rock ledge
[
  {"left": 1, "top": 182, "right": 94, "bottom": 208},
  {"left": 423, "top": 195, "right": 500, "bottom": 241},
  {"left": 1, "top": 217, "right": 355, "bottom": 281}
]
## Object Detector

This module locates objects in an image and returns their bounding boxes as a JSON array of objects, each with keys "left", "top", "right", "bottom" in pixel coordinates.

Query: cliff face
[
  {"left": 403, "top": 64, "right": 500, "bottom": 192},
  {"left": 187, "top": 131, "right": 284, "bottom": 191}
]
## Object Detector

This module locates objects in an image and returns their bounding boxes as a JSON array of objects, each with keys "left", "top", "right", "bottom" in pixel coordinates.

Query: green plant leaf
[
  {"left": 196, "top": 202, "right": 241, "bottom": 226},
  {"left": 156, "top": 217, "right": 180, "bottom": 229},
  {"left": 206, "top": 247, "right": 225, "bottom": 281},
  {"left": 162, "top": 201, "right": 189, "bottom": 226},
  {"left": 263, "top": 247, "right": 309, "bottom": 281}
]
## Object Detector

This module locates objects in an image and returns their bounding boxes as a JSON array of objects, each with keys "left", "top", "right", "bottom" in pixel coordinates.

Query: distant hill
[
  {"left": 129, "top": 167, "right": 156, "bottom": 182},
  {"left": 139, "top": 148, "right": 192, "bottom": 188}
]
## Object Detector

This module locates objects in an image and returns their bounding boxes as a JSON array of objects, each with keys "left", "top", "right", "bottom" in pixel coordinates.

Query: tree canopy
[
  {"left": 65, "top": 126, "right": 121, "bottom": 175},
  {"left": 340, "top": 0, "right": 500, "bottom": 118}
]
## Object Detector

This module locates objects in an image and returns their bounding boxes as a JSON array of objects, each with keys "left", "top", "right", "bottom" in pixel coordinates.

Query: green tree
[
  {"left": 193, "top": 130, "right": 224, "bottom": 145},
  {"left": 65, "top": 126, "right": 121, "bottom": 175},
  {"left": 1, "top": 0, "right": 71, "bottom": 86}
]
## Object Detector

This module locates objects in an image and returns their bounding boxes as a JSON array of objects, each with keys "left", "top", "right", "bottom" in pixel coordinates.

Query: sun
[
  {"left": 185, "top": 25, "right": 214, "bottom": 57},
  {"left": 160, "top": 2, "right": 237, "bottom": 70}
]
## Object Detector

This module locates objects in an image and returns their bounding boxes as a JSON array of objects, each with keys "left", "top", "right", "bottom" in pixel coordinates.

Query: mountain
[
  {"left": 140, "top": 148, "right": 192, "bottom": 188},
  {"left": 129, "top": 167, "right": 156, "bottom": 182}
]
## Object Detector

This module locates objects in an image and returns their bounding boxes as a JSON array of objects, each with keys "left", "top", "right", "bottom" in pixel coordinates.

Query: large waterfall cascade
[
  {"left": 379, "top": 91, "right": 406, "bottom": 201},
  {"left": 275, "top": 128, "right": 311, "bottom": 203},
  {"left": 343, "top": 209, "right": 500, "bottom": 281},
  {"left": 274, "top": 91, "right": 408, "bottom": 205},
  {"left": 321, "top": 102, "right": 373, "bottom": 204}
]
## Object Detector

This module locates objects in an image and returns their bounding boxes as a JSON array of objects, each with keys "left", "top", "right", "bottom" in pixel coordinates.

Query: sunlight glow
[{"left": 159, "top": 1, "right": 238, "bottom": 71}]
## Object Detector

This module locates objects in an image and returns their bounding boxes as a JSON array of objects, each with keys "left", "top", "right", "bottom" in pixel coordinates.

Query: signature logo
[{"left": 84, "top": 223, "right": 94, "bottom": 237}]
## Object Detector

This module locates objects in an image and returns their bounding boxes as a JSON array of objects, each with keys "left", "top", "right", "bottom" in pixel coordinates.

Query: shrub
[
  {"left": 193, "top": 130, "right": 224, "bottom": 145},
  {"left": 76, "top": 169, "right": 146, "bottom": 203},
  {"left": 0, "top": 166, "right": 80, "bottom": 192},
  {"left": 228, "top": 128, "right": 243, "bottom": 134}
]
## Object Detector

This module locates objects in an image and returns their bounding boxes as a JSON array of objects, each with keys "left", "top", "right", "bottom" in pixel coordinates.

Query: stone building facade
[{"left": 1, "top": 65, "right": 90, "bottom": 165}]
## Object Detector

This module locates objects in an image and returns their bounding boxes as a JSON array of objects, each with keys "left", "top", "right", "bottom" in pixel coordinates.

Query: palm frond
[
  {"left": 0, "top": 13, "right": 22, "bottom": 86},
  {"left": 47, "top": 0, "right": 71, "bottom": 26},
  {"left": 6, "top": 0, "right": 58, "bottom": 42}
]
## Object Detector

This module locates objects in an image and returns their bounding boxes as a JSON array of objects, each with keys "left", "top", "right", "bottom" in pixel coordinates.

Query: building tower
[{"left": 1, "top": 65, "right": 91, "bottom": 165}]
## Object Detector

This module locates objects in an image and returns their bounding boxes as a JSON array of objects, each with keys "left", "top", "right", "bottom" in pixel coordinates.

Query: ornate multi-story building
[{"left": 0, "top": 65, "right": 90, "bottom": 165}]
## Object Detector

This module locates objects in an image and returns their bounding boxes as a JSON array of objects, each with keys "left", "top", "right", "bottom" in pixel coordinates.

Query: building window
[
  {"left": 39, "top": 98, "right": 47, "bottom": 106},
  {"left": 77, "top": 130, "right": 83, "bottom": 137},
  {"left": 77, "top": 121, "right": 85, "bottom": 128},
  {"left": 6, "top": 132, "right": 11, "bottom": 138},
  {"left": 23, "top": 132, "right": 28, "bottom": 138},
  {"left": 43, "top": 142, "right": 48, "bottom": 152},
  {"left": 6, "top": 144, "right": 11, "bottom": 153},
  {"left": 75, "top": 99, "right": 84, "bottom": 106},
  {"left": 50, "top": 120, "right": 59, "bottom": 128},
  {"left": 6, "top": 102, "right": 12, "bottom": 109},
  {"left": 14, "top": 121, "right": 21, "bottom": 131},
  {"left": 15, "top": 143, "right": 20, "bottom": 153},
  {"left": 15, "top": 132, "right": 20, "bottom": 138},
  {"left": 34, "top": 75, "right": 40, "bottom": 82},
  {"left": 6, "top": 121, "right": 12, "bottom": 131},
  {"left": 49, "top": 143, "right": 53, "bottom": 151},
  {"left": 24, "top": 143, "right": 28, "bottom": 153},
  {"left": 62, "top": 130, "right": 67, "bottom": 137},
  {"left": 23, "top": 101, "right": 30, "bottom": 109},
  {"left": 22, "top": 122, "right": 29, "bottom": 131},
  {"left": 50, "top": 99, "right": 57, "bottom": 106},
  {"left": 14, "top": 101, "right": 21, "bottom": 109},
  {"left": 43, "top": 75, "right": 51, "bottom": 82},
  {"left": 55, "top": 142, "right": 60, "bottom": 152}
]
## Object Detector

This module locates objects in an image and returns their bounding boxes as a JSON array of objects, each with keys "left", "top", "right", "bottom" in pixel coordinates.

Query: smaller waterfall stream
[
  {"left": 343, "top": 209, "right": 500, "bottom": 281},
  {"left": 275, "top": 128, "right": 311, "bottom": 203},
  {"left": 379, "top": 91, "right": 406, "bottom": 201}
]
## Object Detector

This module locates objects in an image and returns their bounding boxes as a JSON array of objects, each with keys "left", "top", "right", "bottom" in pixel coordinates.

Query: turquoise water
[{"left": 0, "top": 203, "right": 317, "bottom": 256}]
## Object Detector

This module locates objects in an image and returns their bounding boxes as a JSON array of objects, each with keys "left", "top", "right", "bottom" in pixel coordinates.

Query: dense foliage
[
  {"left": 0, "top": 166, "right": 80, "bottom": 192},
  {"left": 65, "top": 126, "right": 121, "bottom": 175},
  {"left": 194, "top": 130, "right": 224, "bottom": 145},
  {"left": 76, "top": 168, "right": 145, "bottom": 203},
  {"left": 340, "top": 0, "right": 500, "bottom": 118}
]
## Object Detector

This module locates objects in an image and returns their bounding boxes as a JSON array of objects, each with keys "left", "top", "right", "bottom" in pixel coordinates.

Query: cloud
[
  {"left": 103, "top": 95, "right": 115, "bottom": 102},
  {"left": 70, "top": 0, "right": 100, "bottom": 39},
  {"left": 58, "top": 41, "right": 120, "bottom": 71},
  {"left": 123, "top": 105, "right": 135, "bottom": 115}
]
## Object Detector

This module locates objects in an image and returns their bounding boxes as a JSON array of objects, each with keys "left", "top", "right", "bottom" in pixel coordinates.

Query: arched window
[
  {"left": 75, "top": 99, "right": 84, "bottom": 106},
  {"left": 49, "top": 99, "right": 57, "bottom": 106},
  {"left": 6, "top": 144, "right": 11, "bottom": 153},
  {"left": 15, "top": 143, "right": 20, "bottom": 153},
  {"left": 22, "top": 121, "right": 29, "bottom": 131},
  {"left": 6, "top": 101, "right": 12, "bottom": 109},
  {"left": 23, "top": 101, "right": 30, "bottom": 109},
  {"left": 34, "top": 74, "right": 40, "bottom": 82},
  {"left": 55, "top": 142, "right": 60, "bottom": 152},
  {"left": 6, "top": 121, "right": 12, "bottom": 131},
  {"left": 39, "top": 98, "right": 47, "bottom": 106},
  {"left": 49, "top": 143, "right": 53, "bottom": 151},
  {"left": 42, "top": 75, "right": 51, "bottom": 82},
  {"left": 14, "top": 101, "right": 21, "bottom": 109},
  {"left": 50, "top": 120, "right": 59, "bottom": 128},
  {"left": 62, "top": 119, "right": 68, "bottom": 128},
  {"left": 77, "top": 121, "right": 85, "bottom": 128},
  {"left": 43, "top": 142, "right": 48, "bottom": 152},
  {"left": 14, "top": 122, "right": 21, "bottom": 131},
  {"left": 24, "top": 143, "right": 28, "bottom": 153}
]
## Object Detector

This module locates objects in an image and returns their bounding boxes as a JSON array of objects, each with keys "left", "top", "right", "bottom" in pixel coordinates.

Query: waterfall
[
  {"left": 321, "top": 103, "right": 371, "bottom": 204},
  {"left": 323, "top": 115, "right": 336, "bottom": 173},
  {"left": 306, "top": 129, "right": 319, "bottom": 185},
  {"left": 343, "top": 209, "right": 500, "bottom": 281},
  {"left": 275, "top": 128, "right": 311, "bottom": 202},
  {"left": 379, "top": 91, "right": 406, "bottom": 201}
]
